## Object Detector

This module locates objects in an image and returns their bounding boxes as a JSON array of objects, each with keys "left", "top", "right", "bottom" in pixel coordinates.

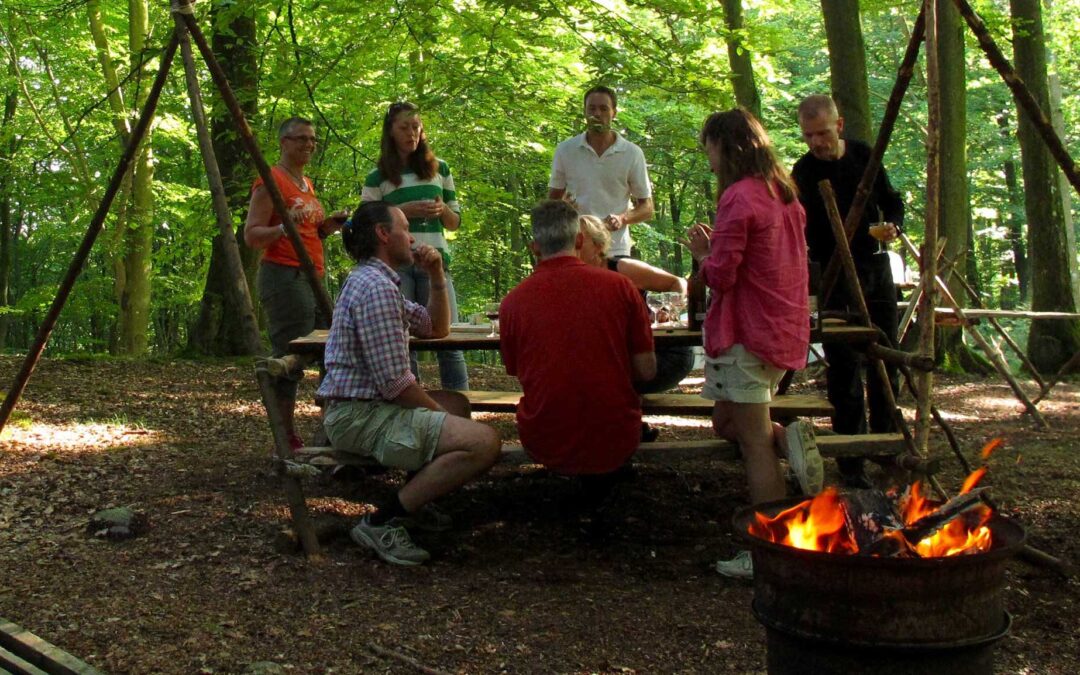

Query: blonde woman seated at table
[{"left": 578, "top": 215, "right": 695, "bottom": 396}]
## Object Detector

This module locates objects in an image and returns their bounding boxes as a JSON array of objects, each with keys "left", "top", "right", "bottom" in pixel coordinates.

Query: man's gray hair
[
  {"left": 797, "top": 95, "right": 838, "bottom": 121},
  {"left": 531, "top": 200, "right": 580, "bottom": 256}
]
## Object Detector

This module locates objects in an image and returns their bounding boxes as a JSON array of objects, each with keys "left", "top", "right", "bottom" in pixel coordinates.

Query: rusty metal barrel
[{"left": 734, "top": 499, "right": 1026, "bottom": 675}]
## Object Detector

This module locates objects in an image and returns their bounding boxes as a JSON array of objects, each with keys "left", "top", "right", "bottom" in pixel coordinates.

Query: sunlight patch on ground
[
  {"left": 933, "top": 409, "right": 983, "bottom": 422},
  {"left": 1, "top": 422, "right": 163, "bottom": 452},
  {"left": 643, "top": 415, "right": 712, "bottom": 428}
]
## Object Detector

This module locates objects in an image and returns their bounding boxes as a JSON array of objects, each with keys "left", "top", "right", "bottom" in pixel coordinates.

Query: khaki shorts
[
  {"left": 701, "top": 344, "right": 785, "bottom": 404},
  {"left": 323, "top": 399, "right": 447, "bottom": 471}
]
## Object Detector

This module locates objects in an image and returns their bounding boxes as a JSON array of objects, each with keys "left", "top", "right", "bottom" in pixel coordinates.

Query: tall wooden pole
[
  {"left": 915, "top": 0, "right": 941, "bottom": 455},
  {"left": 0, "top": 30, "right": 181, "bottom": 434},
  {"left": 176, "top": 25, "right": 262, "bottom": 355}
]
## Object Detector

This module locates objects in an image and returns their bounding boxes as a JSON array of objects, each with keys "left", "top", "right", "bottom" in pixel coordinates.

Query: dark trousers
[{"left": 822, "top": 256, "right": 900, "bottom": 446}]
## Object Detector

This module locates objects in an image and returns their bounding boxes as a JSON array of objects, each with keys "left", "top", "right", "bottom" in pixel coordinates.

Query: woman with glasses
[
  {"left": 361, "top": 102, "right": 468, "bottom": 391},
  {"left": 245, "top": 116, "right": 346, "bottom": 450}
]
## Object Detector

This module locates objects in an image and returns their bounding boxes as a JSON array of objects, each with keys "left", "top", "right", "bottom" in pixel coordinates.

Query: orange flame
[
  {"left": 748, "top": 488, "right": 858, "bottom": 554},
  {"left": 750, "top": 469, "right": 995, "bottom": 558},
  {"left": 914, "top": 506, "right": 993, "bottom": 557},
  {"left": 960, "top": 467, "right": 987, "bottom": 494},
  {"left": 980, "top": 437, "right": 1003, "bottom": 460}
]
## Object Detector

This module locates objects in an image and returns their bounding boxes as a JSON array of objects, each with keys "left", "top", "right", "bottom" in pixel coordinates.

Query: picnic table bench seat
[
  {"left": 293, "top": 433, "right": 905, "bottom": 470},
  {"left": 461, "top": 390, "right": 834, "bottom": 419}
]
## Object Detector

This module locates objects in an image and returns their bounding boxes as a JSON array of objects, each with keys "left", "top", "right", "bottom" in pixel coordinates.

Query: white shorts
[{"left": 701, "top": 344, "right": 785, "bottom": 404}]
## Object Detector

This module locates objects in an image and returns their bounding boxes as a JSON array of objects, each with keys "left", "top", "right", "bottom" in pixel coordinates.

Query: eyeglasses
[{"left": 283, "top": 135, "right": 318, "bottom": 144}]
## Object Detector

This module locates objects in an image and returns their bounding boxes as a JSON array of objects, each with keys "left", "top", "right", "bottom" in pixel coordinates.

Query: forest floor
[{"left": 0, "top": 356, "right": 1077, "bottom": 674}]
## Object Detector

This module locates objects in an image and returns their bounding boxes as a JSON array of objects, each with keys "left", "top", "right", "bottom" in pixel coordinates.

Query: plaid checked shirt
[{"left": 317, "top": 258, "right": 433, "bottom": 401}]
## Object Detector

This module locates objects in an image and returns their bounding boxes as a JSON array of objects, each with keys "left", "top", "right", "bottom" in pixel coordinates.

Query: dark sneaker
[
  {"left": 783, "top": 420, "right": 823, "bottom": 495},
  {"left": 350, "top": 516, "right": 430, "bottom": 566},
  {"left": 391, "top": 503, "right": 452, "bottom": 533},
  {"left": 715, "top": 550, "right": 753, "bottom": 579}
]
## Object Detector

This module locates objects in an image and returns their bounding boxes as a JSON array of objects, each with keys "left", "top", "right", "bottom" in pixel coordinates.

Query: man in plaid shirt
[{"left": 318, "top": 201, "right": 500, "bottom": 566}]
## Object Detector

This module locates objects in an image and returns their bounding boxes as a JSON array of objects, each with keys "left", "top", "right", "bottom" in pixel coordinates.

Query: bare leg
[
  {"left": 398, "top": 414, "right": 500, "bottom": 512},
  {"left": 712, "top": 401, "right": 787, "bottom": 504}
]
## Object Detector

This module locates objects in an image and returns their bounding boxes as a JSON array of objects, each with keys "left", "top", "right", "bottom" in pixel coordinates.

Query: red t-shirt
[
  {"left": 700, "top": 177, "right": 809, "bottom": 370},
  {"left": 499, "top": 256, "right": 654, "bottom": 474},
  {"left": 252, "top": 166, "right": 326, "bottom": 274}
]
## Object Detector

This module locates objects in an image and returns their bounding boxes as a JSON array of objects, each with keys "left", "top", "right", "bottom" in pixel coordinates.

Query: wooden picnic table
[{"left": 288, "top": 321, "right": 877, "bottom": 355}]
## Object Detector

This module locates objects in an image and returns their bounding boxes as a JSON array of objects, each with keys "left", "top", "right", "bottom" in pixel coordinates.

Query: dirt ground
[{"left": 0, "top": 356, "right": 1077, "bottom": 674}]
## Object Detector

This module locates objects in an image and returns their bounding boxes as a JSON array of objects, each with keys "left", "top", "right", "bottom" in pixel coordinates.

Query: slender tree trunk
[
  {"left": 721, "top": 0, "right": 761, "bottom": 118},
  {"left": 936, "top": 0, "right": 980, "bottom": 370},
  {"left": 0, "top": 77, "right": 15, "bottom": 349},
  {"left": 999, "top": 113, "right": 1029, "bottom": 301},
  {"left": 1010, "top": 0, "right": 1080, "bottom": 372},
  {"left": 820, "top": 0, "right": 872, "bottom": 142},
  {"left": 190, "top": 0, "right": 262, "bottom": 355},
  {"left": 86, "top": 0, "right": 135, "bottom": 352},
  {"left": 116, "top": 0, "right": 155, "bottom": 355}
]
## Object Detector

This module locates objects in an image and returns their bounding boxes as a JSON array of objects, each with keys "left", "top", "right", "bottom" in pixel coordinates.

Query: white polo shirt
[{"left": 549, "top": 132, "right": 652, "bottom": 257}]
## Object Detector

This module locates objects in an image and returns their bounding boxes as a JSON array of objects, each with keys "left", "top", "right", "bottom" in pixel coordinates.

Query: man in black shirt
[{"left": 791, "top": 95, "right": 903, "bottom": 488}]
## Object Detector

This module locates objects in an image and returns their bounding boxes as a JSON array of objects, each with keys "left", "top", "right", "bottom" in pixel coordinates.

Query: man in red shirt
[{"left": 500, "top": 201, "right": 656, "bottom": 496}]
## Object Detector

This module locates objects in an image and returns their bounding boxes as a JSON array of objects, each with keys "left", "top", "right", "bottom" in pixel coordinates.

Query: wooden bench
[
  {"left": 295, "top": 433, "right": 907, "bottom": 470},
  {"left": 461, "top": 390, "right": 834, "bottom": 419}
]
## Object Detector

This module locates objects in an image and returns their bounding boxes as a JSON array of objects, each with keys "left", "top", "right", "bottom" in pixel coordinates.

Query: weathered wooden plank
[
  {"left": 460, "top": 390, "right": 834, "bottom": 419},
  {"left": 0, "top": 644, "right": 50, "bottom": 675},
  {"left": 0, "top": 620, "right": 104, "bottom": 675},
  {"left": 295, "top": 434, "right": 906, "bottom": 471}
]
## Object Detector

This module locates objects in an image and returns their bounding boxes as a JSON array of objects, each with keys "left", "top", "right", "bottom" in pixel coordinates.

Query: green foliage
[{"left": 0, "top": 0, "right": 1076, "bottom": 355}]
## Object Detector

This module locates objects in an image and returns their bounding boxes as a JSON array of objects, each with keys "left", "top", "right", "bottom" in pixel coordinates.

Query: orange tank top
[{"left": 253, "top": 166, "right": 326, "bottom": 274}]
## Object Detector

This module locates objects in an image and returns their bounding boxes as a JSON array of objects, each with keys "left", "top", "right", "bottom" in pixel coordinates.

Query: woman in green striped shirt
[{"left": 361, "top": 101, "right": 468, "bottom": 390}]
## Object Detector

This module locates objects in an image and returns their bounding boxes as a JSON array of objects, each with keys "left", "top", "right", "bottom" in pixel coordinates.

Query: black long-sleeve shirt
[{"left": 791, "top": 139, "right": 904, "bottom": 268}]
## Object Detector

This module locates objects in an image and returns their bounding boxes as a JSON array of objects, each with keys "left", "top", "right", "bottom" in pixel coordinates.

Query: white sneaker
[
  {"left": 715, "top": 550, "right": 753, "bottom": 579},
  {"left": 784, "top": 420, "right": 823, "bottom": 495}
]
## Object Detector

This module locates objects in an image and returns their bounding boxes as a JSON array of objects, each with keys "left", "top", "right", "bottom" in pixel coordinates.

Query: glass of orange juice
[{"left": 869, "top": 222, "right": 891, "bottom": 254}]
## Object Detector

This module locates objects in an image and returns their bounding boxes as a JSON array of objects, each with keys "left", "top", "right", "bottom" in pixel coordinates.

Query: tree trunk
[
  {"left": 721, "top": 0, "right": 761, "bottom": 118},
  {"left": 0, "top": 77, "right": 16, "bottom": 349},
  {"left": 115, "top": 0, "right": 155, "bottom": 356},
  {"left": 935, "top": 0, "right": 979, "bottom": 371},
  {"left": 190, "top": 0, "right": 262, "bottom": 355},
  {"left": 86, "top": 0, "right": 136, "bottom": 353},
  {"left": 820, "top": 0, "right": 872, "bottom": 143},
  {"left": 1045, "top": 0, "right": 1075, "bottom": 299},
  {"left": 1010, "top": 0, "right": 1080, "bottom": 372},
  {"left": 998, "top": 113, "right": 1029, "bottom": 302}
]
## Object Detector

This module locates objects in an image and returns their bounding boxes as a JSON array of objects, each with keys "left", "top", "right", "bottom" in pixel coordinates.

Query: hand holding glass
[{"left": 869, "top": 222, "right": 892, "bottom": 254}]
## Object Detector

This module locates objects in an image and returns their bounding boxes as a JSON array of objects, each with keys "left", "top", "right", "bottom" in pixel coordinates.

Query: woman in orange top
[{"left": 245, "top": 116, "right": 346, "bottom": 449}]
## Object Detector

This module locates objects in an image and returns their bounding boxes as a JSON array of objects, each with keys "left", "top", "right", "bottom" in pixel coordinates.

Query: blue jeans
[{"left": 398, "top": 263, "right": 470, "bottom": 391}]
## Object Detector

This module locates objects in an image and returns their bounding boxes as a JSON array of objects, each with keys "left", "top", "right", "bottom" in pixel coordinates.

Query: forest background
[{"left": 0, "top": 0, "right": 1077, "bottom": 371}]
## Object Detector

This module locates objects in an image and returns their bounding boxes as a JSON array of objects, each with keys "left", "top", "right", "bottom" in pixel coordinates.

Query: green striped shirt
[{"left": 361, "top": 160, "right": 460, "bottom": 255}]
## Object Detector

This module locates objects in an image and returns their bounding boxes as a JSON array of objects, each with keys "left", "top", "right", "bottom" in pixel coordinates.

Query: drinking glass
[
  {"left": 665, "top": 292, "right": 687, "bottom": 328},
  {"left": 484, "top": 302, "right": 500, "bottom": 337},
  {"left": 646, "top": 294, "right": 664, "bottom": 325},
  {"left": 869, "top": 222, "right": 890, "bottom": 255}
]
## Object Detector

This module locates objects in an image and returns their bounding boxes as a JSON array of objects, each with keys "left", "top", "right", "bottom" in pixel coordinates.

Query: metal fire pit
[{"left": 734, "top": 497, "right": 1026, "bottom": 675}]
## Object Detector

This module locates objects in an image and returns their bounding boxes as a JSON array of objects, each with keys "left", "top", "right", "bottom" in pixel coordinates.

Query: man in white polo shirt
[{"left": 548, "top": 85, "right": 654, "bottom": 258}]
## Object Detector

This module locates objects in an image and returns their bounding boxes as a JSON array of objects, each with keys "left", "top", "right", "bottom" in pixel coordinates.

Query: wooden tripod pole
[
  {"left": 176, "top": 24, "right": 262, "bottom": 355},
  {"left": 820, "top": 4, "right": 925, "bottom": 305},
  {"left": 916, "top": 0, "right": 941, "bottom": 457},
  {"left": 0, "top": 29, "right": 181, "bottom": 435},
  {"left": 171, "top": 0, "right": 333, "bottom": 321},
  {"left": 947, "top": 266, "right": 1048, "bottom": 391},
  {"left": 951, "top": 0, "right": 1080, "bottom": 198},
  {"left": 899, "top": 235, "right": 1049, "bottom": 428}
]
